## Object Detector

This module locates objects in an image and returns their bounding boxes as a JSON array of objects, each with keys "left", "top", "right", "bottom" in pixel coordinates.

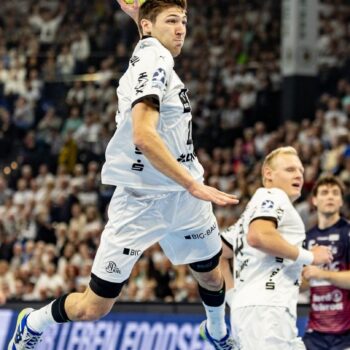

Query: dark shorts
[{"left": 303, "top": 329, "right": 350, "bottom": 350}]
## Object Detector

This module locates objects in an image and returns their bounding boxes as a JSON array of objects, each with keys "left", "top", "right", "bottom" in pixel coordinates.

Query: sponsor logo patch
[
  {"left": 151, "top": 68, "right": 166, "bottom": 90},
  {"left": 131, "top": 160, "right": 144, "bottom": 172},
  {"left": 106, "top": 261, "right": 121, "bottom": 274},
  {"left": 276, "top": 207, "right": 284, "bottom": 221},
  {"left": 329, "top": 233, "right": 340, "bottom": 241},
  {"left": 261, "top": 199, "right": 274, "bottom": 211},
  {"left": 139, "top": 42, "right": 150, "bottom": 49},
  {"left": 123, "top": 248, "right": 142, "bottom": 256},
  {"left": 177, "top": 152, "right": 196, "bottom": 163},
  {"left": 135, "top": 72, "right": 148, "bottom": 95},
  {"left": 179, "top": 89, "right": 191, "bottom": 112},
  {"left": 184, "top": 223, "right": 217, "bottom": 240},
  {"left": 130, "top": 56, "right": 140, "bottom": 66}
]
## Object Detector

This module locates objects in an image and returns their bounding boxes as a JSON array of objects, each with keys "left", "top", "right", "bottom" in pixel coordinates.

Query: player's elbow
[
  {"left": 247, "top": 229, "right": 263, "bottom": 249},
  {"left": 133, "top": 133, "right": 145, "bottom": 150},
  {"left": 133, "top": 130, "right": 153, "bottom": 152}
]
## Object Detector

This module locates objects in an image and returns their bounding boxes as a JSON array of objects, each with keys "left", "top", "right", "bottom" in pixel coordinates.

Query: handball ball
[{"left": 124, "top": 0, "right": 146, "bottom": 4}]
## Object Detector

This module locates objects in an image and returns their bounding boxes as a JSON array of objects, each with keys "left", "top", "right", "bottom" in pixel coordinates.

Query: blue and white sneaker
[
  {"left": 199, "top": 320, "right": 239, "bottom": 350},
  {"left": 8, "top": 308, "right": 43, "bottom": 350}
]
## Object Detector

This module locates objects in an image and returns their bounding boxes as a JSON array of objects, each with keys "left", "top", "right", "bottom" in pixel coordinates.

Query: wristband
[
  {"left": 296, "top": 247, "right": 314, "bottom": 265},
  {"left": 225, "top": 288, "right": 234, "bottom": 308}
]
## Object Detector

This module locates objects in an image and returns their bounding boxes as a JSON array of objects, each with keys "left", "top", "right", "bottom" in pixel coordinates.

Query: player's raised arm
[{"left": 116, "top": 0, "right": 142, "bottom": 26}]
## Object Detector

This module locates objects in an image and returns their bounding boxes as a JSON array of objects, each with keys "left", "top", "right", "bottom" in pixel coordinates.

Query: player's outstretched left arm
[
  {"left": 187, "top": 181, "right": 239, "bottom": 206},
  {"left": 303, "top": 266, "right": 350, "bottom": 290}
]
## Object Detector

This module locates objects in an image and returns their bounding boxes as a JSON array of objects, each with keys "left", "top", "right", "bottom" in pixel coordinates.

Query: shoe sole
[{"left": 8, "top": 308, "right": 34, "bottom": 350}]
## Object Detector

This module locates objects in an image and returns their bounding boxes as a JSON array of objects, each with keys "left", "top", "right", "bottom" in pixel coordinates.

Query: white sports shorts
[
  {"left": 91, "top": 186, "right": 222, "bottom": 283},
  {"left": 231, "top": 306, "right": 306, "bottom": 350}
]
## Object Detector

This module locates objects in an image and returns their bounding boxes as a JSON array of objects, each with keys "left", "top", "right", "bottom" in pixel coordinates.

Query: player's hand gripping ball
[{"left": 124, "top": 0, "right": 146, "bottom": 4}]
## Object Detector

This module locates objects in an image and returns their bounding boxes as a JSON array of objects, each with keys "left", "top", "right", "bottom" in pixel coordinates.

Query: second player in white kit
[{"left": 221, "top": 147, "right": 333, "bottom": 350}]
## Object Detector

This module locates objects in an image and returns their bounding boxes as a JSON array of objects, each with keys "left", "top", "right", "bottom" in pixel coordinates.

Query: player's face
[
  {"left": 150, "top": 7, "right": 187, "bottom": 57},
  {"left": 312, "top": 184, "right": 343, "bottom": 216},
  {"left": 266, "top": 154, "right": 304, "bottom": 202}
]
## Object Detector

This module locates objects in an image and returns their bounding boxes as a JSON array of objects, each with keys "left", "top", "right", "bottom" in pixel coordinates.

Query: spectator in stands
[
  {"left": 56, "top": 45, "right": 75, "bottom": 77},
  {"left": 0, "top": 260, "right": 15, "bottom": 299},
  {"left": 13, "top": 96, "right": 35, "bottom": 132},
  {"left": 0, "top": 107, "right": 13, "bottom": 161},
  {"left": 28, "top": 4, "right": 66, "bottom": 52}
]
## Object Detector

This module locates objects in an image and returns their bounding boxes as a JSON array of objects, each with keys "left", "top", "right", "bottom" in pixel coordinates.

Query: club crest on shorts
[{"left": 106, "top": 261, "right": 121, "bottom": 274}]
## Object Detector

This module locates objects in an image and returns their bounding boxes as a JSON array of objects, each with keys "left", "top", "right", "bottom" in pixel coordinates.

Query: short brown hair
[
  {"left": 138, "top": 0, "right": 187, "bottom": 33},
  {"left": 312, "top": 175, "right": 345, "bottom": 196}
]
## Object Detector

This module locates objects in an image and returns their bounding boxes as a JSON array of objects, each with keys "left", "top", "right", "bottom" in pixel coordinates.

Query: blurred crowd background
[{"left": 0, "top": 0, "right": 350, "bottom": 303}]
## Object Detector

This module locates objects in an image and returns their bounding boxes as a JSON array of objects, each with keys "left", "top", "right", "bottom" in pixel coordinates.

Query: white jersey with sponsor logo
[
  {"left": 221, "top": 187, "right": 306, "bottom": 317},
  {"left": 101, "top": 36, "right": 204, "bottom": 191}
]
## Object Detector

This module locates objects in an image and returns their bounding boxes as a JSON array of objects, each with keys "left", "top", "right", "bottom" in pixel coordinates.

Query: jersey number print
[{"left": 178, "top": 89, "right": 192, "bottom": 145}]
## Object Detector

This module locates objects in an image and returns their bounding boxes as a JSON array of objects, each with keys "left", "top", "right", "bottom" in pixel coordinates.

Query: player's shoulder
[
  {"left": 253, "top": 187, "right": 289, "bottom": 202},
  {"left": 306, "top": 218, "right": 350, "bottom": 238},
  {"left": 306, "top": 225, "right": 320, "bottom": 237},
  {"left": 338, "top": 217, "right": 350, "bottom": 228},
  {"left": 135, "top": 37, "right": 174, "bottom": 64}
]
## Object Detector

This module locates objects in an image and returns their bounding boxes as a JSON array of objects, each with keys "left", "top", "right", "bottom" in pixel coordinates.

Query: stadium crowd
[{"left": 0, "top": 0, "right": 350, "bottom": 303}]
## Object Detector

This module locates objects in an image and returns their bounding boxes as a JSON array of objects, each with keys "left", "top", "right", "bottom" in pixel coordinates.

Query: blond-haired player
[{"left": 221, "top": 146, "right": 333, "bottom": 350}]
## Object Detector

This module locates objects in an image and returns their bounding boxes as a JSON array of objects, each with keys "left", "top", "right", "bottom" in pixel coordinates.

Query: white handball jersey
[
  {"left": 221, "top": 187, "right": 306, "bottom": 317},
  {"left": 101, "top": 36, "right": 204, "bottom": 191}
]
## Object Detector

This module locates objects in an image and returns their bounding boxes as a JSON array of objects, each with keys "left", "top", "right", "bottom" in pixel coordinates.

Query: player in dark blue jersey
[{"left": 303, "top": 175, "right": 350, "bottom": 350}]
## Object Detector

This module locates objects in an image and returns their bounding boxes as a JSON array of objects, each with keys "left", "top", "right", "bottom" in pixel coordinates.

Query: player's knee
[
  {"left": 189, "top": 250, "right": 223, "bottom": 289},
  {"left": 196, "top": 271, "right": 223, "bottom": 290},
  {"left": 74, "top": 273, "right": 126, "bottom": 321}
]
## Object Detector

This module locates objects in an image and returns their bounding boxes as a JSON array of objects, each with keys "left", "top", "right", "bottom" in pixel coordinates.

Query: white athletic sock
[
  {"left": 27, "top": 301, "right": 56, "bottom": 333},
  {"left": 202, "top": 303, "right": 227, "bottom": 340}
]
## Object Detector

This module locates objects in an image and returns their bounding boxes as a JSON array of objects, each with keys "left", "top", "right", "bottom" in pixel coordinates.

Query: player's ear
[
  {"left": 339, "top": 196, "right": 344, "bottom": 208},
  {"left": 140, "top": 18, "right": 152, "bottom": 35},
  {"left": 311, "top": 195, "right": 317, "bottom": 208},
  {"left": 264, "top": 166, "right": 273, "bottom": 183}
]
